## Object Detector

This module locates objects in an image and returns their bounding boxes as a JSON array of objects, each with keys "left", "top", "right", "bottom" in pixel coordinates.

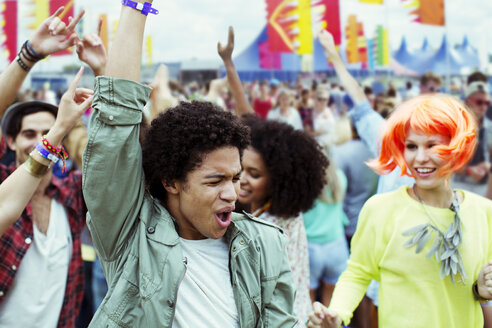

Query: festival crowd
[{"left": 0, "top": 1, "right": 491, "bottom": 328}]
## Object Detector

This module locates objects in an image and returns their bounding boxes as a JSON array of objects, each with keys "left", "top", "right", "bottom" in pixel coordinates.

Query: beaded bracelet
[
  {"left": 35, "top": 143, "right": 59, "bottom": 163},
  {"left": 16, "top": 56, "right": 30, "bottom": 72},
  {"left": 41, "top": 136, "right": 69, "bottom": 172},
  {"left": 23, "top": 155, "right": 50, "bottom": 178}
]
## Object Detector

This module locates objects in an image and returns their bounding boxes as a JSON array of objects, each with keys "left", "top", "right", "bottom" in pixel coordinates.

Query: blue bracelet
[
  {"left": 121, "top": 0, "right": 159, "bottom": 16},
  {"left": 35, "top": 143, "right": 59, "bottom": 163},
  {"left": 25, "top": 40, "right": 45, "bottom": 60}
]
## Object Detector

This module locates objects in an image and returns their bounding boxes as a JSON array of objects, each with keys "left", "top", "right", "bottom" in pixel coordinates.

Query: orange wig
[{"left": 367, "top": 93, "right": 477, "bottom": 178}]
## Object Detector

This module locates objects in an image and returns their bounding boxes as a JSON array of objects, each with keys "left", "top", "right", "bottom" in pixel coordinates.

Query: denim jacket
[{"left": 82, "top": 77, "right": 298, "bottom": 328}]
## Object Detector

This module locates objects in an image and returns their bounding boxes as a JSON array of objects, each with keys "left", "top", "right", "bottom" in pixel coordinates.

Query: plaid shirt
[{"left": 0, "top": 152, "right": 86, "bottom": 328}]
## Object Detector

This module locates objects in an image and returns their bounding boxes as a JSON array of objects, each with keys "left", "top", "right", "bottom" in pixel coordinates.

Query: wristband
[
  {"left": 16, "top": 56, "right": 30, "bottom": 72},
  {"left": 25, "top": 40, "right": 45, "bottom": 60},
  {"left": 35, "top": 143, "right": 59, "bottom": 163},
  {"left": 121, "top": 0, "right": 159, "bottom": 15},
  {"left": 23, "top": 155, "right": 50, "bottom": 178},
  {"left": 473, "top": 280, "right": 490, "bottom": 302}
]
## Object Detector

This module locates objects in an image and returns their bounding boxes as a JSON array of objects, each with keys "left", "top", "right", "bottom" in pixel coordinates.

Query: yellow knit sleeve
[{"left": 328, "top": 192, "right": 391, "bottom": 325}]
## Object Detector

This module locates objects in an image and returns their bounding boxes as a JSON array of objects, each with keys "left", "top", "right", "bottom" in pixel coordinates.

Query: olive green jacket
[{"left": 82, "top": 77, "right": 298, "bottom": 328}]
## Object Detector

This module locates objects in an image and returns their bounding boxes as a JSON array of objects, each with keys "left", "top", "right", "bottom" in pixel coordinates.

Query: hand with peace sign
[
  {"left": 28, "top": 6, "right": 85, "bottom": 57},
  {"left": 76, "top": 18, "right": 107, "bottom": 76}
]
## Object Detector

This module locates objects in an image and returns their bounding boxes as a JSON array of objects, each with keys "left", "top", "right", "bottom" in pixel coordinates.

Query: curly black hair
[
  {"left": 242, "top": 115, "right": 329, "bottom": 218},
  {"left": 142, "top": 101, "right": 250, "bottom": 203}
]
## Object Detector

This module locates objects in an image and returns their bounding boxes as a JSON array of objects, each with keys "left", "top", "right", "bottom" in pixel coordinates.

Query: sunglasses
[
  {"left": 471, "top": 99, "right": 491, "bottom": 106},
  {"left": 317, "top": 97, "right": 328, "bottom": 101}
]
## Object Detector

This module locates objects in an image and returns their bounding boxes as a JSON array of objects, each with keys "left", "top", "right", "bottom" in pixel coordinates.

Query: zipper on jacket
[{"left": 170, "top": 256, "right": 188, "bottom": 323}]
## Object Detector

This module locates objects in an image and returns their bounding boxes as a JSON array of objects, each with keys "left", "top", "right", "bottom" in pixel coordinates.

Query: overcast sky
[{"left": 5, "top": 0, "right": 492, "bottom": 71}]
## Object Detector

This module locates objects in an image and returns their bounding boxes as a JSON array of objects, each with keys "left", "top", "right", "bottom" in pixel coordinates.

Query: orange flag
[{"left": 404, "top": 0, "right": 445, "bottom": 26}]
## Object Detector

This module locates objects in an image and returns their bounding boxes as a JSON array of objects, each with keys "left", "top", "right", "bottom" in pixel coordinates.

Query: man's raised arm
[
  {"left": 218, "top": 27, "right": 255, "bottom": 117},
  {"left": 82, "top": 1, "right": 153, "bottom": 261}
]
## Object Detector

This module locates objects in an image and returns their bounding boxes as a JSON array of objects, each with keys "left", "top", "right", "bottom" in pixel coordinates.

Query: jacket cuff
[{"left": 92, "top": 76, "right": 152, "bottom": 125}]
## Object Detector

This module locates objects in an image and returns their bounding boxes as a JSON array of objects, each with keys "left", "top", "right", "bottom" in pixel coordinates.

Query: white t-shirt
[
  {"left": 267, "top": 106, "right": 304, "bottom": 130},
  {"left": 173, "top": 237, "right": 239, "bottom": 328},
  {"left": 0, "top": 199, "right": 72, "bottom": 328}
]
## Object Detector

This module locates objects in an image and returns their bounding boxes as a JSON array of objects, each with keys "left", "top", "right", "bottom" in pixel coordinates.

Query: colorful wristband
[
  {"left": 121, "top": 0, "right": 159, "bottom": 15},
  {"left": 35, "top": 143, "right": 59, "bottom": 163}
]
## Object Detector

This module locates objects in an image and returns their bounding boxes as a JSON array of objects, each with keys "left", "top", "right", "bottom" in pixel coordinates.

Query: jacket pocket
[{"left": 101, "top": 253, "right": 159, "bottom": 327}]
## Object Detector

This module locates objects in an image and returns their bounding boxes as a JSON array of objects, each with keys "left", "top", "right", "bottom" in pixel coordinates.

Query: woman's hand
[
  {"left": 306, "top": 302, "right": 342, "bottom": 328},
  {"left": 318, "top": 30, "right": 337, "bottom": 58},
  {"left": 478, "top": 260, "right": 492, "bottom": 300}
]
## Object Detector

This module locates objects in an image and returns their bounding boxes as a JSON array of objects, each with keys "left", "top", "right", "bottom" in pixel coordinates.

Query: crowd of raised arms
[{"left": 0, "top": 1, "right": 491, "bottom": 328}]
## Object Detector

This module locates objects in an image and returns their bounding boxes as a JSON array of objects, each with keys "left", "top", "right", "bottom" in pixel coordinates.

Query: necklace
[{"left": 402, "top": 185, "right": 467, "bottom": 284}]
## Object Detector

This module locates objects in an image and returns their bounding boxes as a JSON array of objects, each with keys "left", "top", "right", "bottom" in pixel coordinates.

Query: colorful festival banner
[
  {"left": 259, "top": 39, "right": 282, "bottom": 69},
  {"left": 345, "top": 15, "right": 358, "bottom": 63},
  {"left": 266, "top": 0, "right": 297, "bottom": 53},
  {"left": 359, "top": 0, "right": 383, "bottom": 4},
  {"left": 1, "top": 0, "right": 18, "bottom": 62},
  {"left": 265, "top": 0, "right": 341, "bottom": 53},
  {"left": 402, "top": 0, "right": 445, "bottom": 26},
  {"left": 295, "top": 0, "right": 312, "bottom": 55},
  {"left": 376, "top": 25, "right": 389, "bottom": 66}
]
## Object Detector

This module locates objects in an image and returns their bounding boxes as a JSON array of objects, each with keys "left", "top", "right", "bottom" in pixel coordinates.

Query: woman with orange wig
[{"left": 307, "top": 94, "right": 492, "bottom": 328}]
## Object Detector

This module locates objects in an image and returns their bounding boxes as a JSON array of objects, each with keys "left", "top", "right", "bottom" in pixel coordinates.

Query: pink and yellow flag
[
  {"left": 359, "top": 0, "right": 383, "bottom": 4},
  {"left": 265, "top": 0, "right": 341, "bottom": 53}
]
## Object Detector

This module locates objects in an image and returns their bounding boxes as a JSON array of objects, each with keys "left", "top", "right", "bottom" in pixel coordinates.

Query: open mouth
[{"left": 215, "top": 211, "right": 232, "bottom": 228}]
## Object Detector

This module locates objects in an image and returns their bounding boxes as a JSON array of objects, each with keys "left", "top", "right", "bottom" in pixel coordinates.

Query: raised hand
[
  {"left": 478, "top": 261, "right": 492, "bottom": 300},
  {"left": 217, "top": 26, "right": 234, "bottom": 63},
  {"left": 306, "top": 302, "right": 342, "bottom": 328},
  {"left": 54, "top": 67, "right": 94, "bottom": 136},
  {"left": 318, "top": 30, "right": 337, "bottom": 58},
  {"left": 76, "top": 18, "right": 107, "bottom": 76},
  {"left": 29, "top": 7, "right": 85, "bottom": 57}
]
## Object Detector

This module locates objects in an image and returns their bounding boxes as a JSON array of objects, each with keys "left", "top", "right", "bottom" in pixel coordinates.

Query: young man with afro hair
[{"left": 82, "top": 2, "right": 298, "bottom": 327}]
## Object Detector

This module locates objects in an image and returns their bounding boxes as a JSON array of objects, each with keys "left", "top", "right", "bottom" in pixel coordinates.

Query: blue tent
[
  {"left": 393, "top": 37, "right": 434, "bottom": 74},
  {"left": 425, "top": 35, "right": 465, "bottom": 75},
  {"left": 227, "top": 27, "right": 301, "bottom": 81},
  {"left": 456, "top": 36, "right": 480, "bottom": 71}
]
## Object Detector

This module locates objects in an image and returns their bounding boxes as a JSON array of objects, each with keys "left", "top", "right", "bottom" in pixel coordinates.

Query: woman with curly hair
[
  {"left": 239, "top": 115, "right": 329, "bottom": 325},
  {"left": 307, "top": 90, "right": 492, "bottom": 328},
  {"left": 218, "top": 27, "right": 328, "bottom": 325}
]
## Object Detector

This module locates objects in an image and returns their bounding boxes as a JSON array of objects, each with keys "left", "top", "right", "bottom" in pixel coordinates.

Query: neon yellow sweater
[{"left": 329, "top": 186, "right": 492, "bottom": 327}]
